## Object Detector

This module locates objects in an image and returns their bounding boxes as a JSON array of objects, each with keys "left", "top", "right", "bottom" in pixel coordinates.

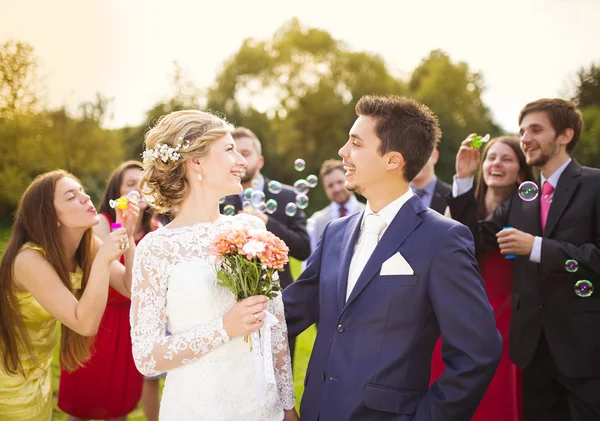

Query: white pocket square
[{"left": 380, "top": 252, "right": 414, "bottom": 275}]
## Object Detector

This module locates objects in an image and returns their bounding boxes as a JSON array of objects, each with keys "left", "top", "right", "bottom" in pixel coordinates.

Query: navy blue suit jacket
[{"left": 283, "top": 195, "right": 502, "bottom": 421}]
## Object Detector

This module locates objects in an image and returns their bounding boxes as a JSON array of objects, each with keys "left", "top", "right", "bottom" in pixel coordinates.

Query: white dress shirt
[{"left": 346, "top": 188, "right": 414, "bottom": 299}]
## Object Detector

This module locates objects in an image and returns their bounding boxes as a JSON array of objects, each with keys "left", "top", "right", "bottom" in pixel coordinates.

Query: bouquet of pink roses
[
  {"left": 212, "top": 227, "right": 290, "bottom": 404},
  {"left": 211, "top": 227, "right": 289, "bottom": 301}
]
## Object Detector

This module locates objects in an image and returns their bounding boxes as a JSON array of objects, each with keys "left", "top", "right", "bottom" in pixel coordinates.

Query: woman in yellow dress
[{"left": 0, "top": 170, "right": 139, "bottom": 421}]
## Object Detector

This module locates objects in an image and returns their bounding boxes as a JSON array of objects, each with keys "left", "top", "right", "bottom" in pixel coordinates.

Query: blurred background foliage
[{"left": 1, "top": 19, "right": 599, "bottom": 225}]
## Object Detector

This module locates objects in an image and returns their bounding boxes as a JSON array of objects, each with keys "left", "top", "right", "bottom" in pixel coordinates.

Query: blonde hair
[{"left": 141, "top": 110, "right": 233, "bottom": 213}]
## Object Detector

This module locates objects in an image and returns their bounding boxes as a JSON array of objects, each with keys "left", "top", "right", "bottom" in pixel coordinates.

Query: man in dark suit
[
  {"left": 283, "top": 95, "right": 501, "bottom": 421},
  {"left": 220, "top": 127, "right": 311, "bottom": 362},
  {"left": 219, "top": 127, "right": 311, "bottom": 289},
  {"left": 409, "top": 148, "right": 452, "bottom": 214},
  {"left": 449, "top": 98, "right": 600, "bottom": 420}
]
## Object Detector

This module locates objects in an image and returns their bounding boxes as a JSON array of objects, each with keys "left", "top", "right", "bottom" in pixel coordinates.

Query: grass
[{"left": 0, "top": 230, "right": 316, "bottom": 420}]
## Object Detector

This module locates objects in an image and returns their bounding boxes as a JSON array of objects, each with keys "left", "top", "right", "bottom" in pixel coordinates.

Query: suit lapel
[
  {"left": 337, "top": 212, "right": 362, "bottom": 312},
  {"left": 543, "top": 161, "right": 581, "bottom": 237},
  {"left": 342, "top": 197, "right": 424, "bottom": 312}
]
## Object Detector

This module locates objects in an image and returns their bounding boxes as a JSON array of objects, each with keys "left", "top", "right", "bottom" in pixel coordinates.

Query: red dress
[
  {"left": 57, "top": 213, "right": 144, "bottom": 419},
  {"left": 429, "top": 249, "right": 522, "bottom": 421}
]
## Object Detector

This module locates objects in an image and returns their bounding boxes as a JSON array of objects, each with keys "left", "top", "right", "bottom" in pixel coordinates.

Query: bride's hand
[
  {"left": 284, "top": 408, "right": 300, "bottom": 421},
  {"left": 223, "top": 295, "right": 268, "bottom": 338}
]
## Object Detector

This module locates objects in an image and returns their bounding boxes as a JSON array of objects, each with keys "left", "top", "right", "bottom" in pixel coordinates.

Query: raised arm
[{"left": 14, "top": 229, "right": 128, "bottom": 336}]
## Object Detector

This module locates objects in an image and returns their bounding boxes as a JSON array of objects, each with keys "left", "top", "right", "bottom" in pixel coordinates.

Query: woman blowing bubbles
[{"left": 0, "top": 170, "right": 139, "bottom": 421}]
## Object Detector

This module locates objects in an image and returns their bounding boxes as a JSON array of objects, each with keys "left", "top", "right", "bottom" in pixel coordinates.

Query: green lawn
[{"left": 0, "top": 230, "right": 316, "bottom": 420}]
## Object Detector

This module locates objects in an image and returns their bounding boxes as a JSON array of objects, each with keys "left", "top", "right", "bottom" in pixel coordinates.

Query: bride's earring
[{"left": 198, "top": 173, "right": 203, "bottom": 181}]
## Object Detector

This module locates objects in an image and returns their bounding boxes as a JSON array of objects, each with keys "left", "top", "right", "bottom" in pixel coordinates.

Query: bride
[{"left": 129, "top": 110, "right": 298, "bottom": 420}]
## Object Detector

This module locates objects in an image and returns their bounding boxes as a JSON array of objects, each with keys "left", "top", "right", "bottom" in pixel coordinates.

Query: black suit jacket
[
  {"left": 448, "top": 159, "right": 600, "bottom": 378},
  {"left": 220, "top": 177, "right": 311, "bottom": 289},
  {"left": 430, "top": 179, "right": 452, "bottom": 215}
]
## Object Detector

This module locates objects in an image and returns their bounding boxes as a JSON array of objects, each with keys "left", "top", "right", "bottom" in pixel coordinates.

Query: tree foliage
[{"left": 0, "top": 40, "right": 40, "bottom": 118}]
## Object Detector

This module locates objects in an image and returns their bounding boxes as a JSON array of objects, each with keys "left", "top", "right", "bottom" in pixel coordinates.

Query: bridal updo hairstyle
[{"left": 140, "top": 110, "right": 233, "bottom": 214}]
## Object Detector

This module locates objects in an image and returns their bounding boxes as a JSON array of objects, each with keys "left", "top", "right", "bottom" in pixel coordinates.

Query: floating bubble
[
  {"left": 565, "top": 259, "right": 579, "bottom": 273},
  {"left": 223, "top": 205, "right": 236, "bottom": 216},
  {"left": 242, "top": 188, "right": 254, "bottom": 201},
  {"left": 574, "top": 280, "right": 594, "bottom": 298},
  {"left": 250, "top": 190, "right": 266, "bottom": 205},
  {"left": 268, "top": 180, "right": 282, "bottom": 194},
  {"left": 293, "top": 179, "right": 310, "bottom": 195},
  {"left": 239, "top": 167, "right": 247, "bottom": 178},
  {"left": 296, "top": 193, "right": 309, "bottom": 209},
  {"left": 306, "top": 174, "right": 318, "bottom": 188},
  {"left": 471, "top": 134, "right": 490, "bottom": 149},
  {"left": 285, "top": 202, "right": 298, "bottom": 217},
  {"left": 255, "top": 201, "right": 267, "bottom": 213},
  {"left": 251, "top": 178, "right": 260, "bottom": 189},
  {"left": 242, "top": 200, "right": 254, "bottom": 212},
  {"left": 518, "top": 181, "right": 539, "bottom": 201},
  {"left": 218, "top": 197, "right": 226, "bottom": 205},
  {"left": 126, "top": 191, "right": 141, "bottom": 202},
  {"left": 294, "top": 158, "right": 306, "bottom": 172},
  {"left": 266, "top": 199, "right": 278, "bottom": 214}
]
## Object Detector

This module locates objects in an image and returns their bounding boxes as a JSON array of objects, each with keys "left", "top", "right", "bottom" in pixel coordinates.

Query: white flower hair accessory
[{"left": 142, "top": 137, "right": 191, "bottom": 165}]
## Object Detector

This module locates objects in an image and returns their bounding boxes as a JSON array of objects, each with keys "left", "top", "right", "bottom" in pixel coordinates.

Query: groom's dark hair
[{"left": 355, "top": 95, "right": 441, "bottom": 182}]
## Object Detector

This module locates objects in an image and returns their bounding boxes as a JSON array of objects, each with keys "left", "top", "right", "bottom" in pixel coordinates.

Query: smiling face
[
  {"left": 519, "top": 111, "right": 560, "bottom": 167},
  {"left": 322, "top": 167, "right": 352, "bottom": 205},
  {"left": 54, "top": 177, "right": 99, "bottom": 229},
  {"left": 482, "top": 141, "right": 522, "bottom": 188},
  {"left": 200, "top": 133, "right": 247, "bottom": 197},
  {"left": 338, "top": 115, "right": 391, "bottom": 196}
]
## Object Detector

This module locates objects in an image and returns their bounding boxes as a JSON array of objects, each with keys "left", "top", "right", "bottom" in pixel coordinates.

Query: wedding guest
[{"left": 0, "top": 170, "right": 137, "bottom": 421}]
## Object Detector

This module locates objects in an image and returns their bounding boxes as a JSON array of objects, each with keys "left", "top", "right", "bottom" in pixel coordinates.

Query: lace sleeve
[
  {"left": 268, "top": 293, "right": 296, "bottom": 410},
  {"left": 130, "top": 235, "right": 231, "bottom": 377}
]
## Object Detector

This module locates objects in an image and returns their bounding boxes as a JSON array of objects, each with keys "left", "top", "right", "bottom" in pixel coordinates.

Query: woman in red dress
[
  {"left": 432, "top": 135, "right": 535, "bottom": 421},
  {"left": 58, "top": 161, "right": 153, "bottom": 421}
]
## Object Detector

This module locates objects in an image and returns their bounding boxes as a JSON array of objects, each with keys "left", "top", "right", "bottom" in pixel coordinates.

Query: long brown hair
[
  {"left": 474, "top": 136, "right": 536, "bottom": 219},
  {"left": 0, "top": 170, "right": 95, "bottom": 375},
  {"left": 99, "top": 160, "right": 153, "bottom": 234}
]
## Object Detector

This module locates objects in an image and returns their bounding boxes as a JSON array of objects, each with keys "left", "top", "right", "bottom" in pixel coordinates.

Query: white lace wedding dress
[{"left": 130, "top": 213, "right": 295, "bottom": 420}]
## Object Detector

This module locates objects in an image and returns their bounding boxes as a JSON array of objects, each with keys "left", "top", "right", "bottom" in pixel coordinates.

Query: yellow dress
[{"left": 0, "top": 243, "right": 82, "bottom": 421}]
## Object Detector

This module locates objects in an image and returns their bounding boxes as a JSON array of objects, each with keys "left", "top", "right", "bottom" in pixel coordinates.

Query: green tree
[
  {"left": 573, "top": 105, "right": 600, "bottom": 167},
  {"left": 567, "top": 62, "right": 600, "bottom": 167},
  {"left": 207, "top": 18, "right": 407, "bottom": 211},
  {"left": 571, "top": 62, "right": 600, "bottom": 108},
  {"left": 408, "top": 50, "right": 502, "bottom": 181},
  {"left": 0, "top": 40, "right": 41, "bottom": 118}
]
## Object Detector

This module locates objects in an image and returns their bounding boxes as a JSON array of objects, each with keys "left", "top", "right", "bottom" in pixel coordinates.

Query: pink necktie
[{"left": 540, "top": 182, "right": 554, "bottom": 231}]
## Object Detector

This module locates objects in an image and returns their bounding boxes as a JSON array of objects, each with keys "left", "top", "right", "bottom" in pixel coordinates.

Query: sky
[{"left": 1, "top": 0, "right": 598, "bottom": 133}]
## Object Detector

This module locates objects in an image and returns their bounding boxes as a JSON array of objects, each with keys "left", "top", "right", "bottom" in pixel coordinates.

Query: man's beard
[
  {"left": 527, "top": 137, "right": 558, "bottom": 167},
  {"left": 241, "top": 168, "right": 257, "bottom": 184}
]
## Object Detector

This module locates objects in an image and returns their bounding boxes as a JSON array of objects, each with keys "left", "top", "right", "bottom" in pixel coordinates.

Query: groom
[{"left": 283, "top": 95, "right": 502, "bottom": 421}]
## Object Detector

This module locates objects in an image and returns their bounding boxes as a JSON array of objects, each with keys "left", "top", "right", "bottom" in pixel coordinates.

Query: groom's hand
[{"left": 223, "top": 295, "right": 269, "bottom": 338}]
